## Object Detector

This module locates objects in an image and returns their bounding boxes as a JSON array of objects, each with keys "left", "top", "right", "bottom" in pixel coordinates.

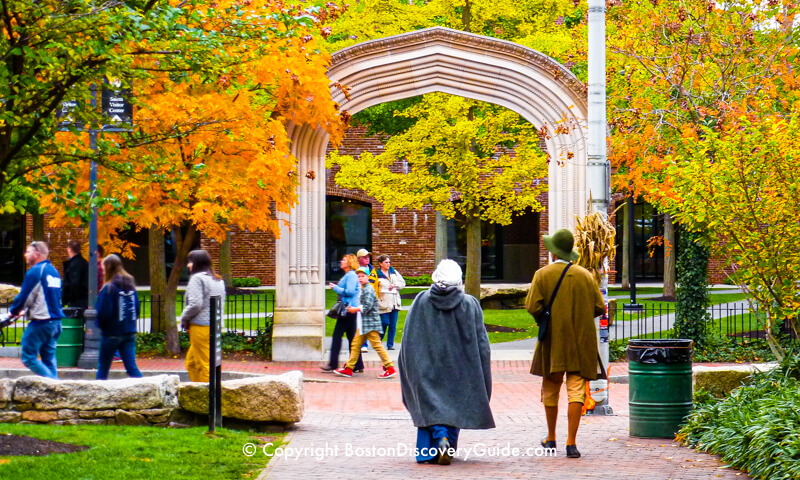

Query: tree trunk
[
  {"left": 149, "top": 226, "right": 168, "bottom": 333},
  {"left": 32, "top": 212, "right": 45, "bottom": 241},
  {"left": 164, "top": 224, "right": 198, "bottom": 355},
  {"left": 663, "top": 213, "right": 676, "bottom": 299},
  {"left": 461, "top": 0, "right": 471, "bottom": 32},
  {"left": 435, "top": 212, "right": 448, "bottom": 267},
  {"left": 465, "top": 215, "right": 481, "bottom": 298},
  {"left": 220, "top": 230, "right": 233, "bottom": 287},
  {"left": 621, "top": 201, "right": 630, "bottom": 289}
]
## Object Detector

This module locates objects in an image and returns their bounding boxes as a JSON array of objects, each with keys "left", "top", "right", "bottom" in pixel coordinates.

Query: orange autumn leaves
[{"left": 39, "top": 0, "right": 347, "bottom": 251}]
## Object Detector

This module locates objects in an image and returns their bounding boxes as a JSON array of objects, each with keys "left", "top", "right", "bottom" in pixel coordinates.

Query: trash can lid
[{"left": 627, "top": 339, "right": 694, "bottom": 364}]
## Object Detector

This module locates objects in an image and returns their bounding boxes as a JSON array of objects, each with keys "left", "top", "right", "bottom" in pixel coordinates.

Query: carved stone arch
[{"left": 273, "top": 27, "right": 588, "bottom": 360}]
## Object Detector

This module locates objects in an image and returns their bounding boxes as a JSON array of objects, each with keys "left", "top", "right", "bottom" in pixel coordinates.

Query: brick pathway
[
  {"left": 257, "top": 361, "right": 745, "bottom": 480},
  {"left": 0, "top": 357, "right": 747, "bottom": 479}
]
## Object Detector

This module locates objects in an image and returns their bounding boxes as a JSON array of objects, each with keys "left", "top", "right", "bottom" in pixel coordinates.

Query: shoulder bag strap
[{"left": 546, "top": 262, "right": 572, "bottom": 313}]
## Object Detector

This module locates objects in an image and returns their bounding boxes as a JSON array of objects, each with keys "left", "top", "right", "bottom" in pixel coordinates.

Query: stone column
[{"left": 272, "top": 123, "right": 327, "bottom": 361}]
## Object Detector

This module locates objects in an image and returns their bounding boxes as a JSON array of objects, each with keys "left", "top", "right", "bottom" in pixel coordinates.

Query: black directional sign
[
  {"left": 55, "top": 100, "right": 81, "bottom": 129},
  {"left": 101, "top": 88, "right": 133, "bottom": 127}
]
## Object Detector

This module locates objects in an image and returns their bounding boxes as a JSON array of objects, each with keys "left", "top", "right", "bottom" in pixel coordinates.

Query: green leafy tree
[
  {"left": 328, "top": 93, "right": 548, "bottom": 296},
  {"left": 664, "top": 114, "right": 800, "bottom": 360}
]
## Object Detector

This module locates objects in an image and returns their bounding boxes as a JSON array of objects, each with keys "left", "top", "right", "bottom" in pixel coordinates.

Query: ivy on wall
[{"left": 675, "top": 228, "right": 710, "bottom": 348}]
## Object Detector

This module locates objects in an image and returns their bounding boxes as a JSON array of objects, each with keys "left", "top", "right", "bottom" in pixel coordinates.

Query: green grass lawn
[
  {"left": 324, "top": 304, "right": 537, "bottom": 344},
  {"left": 0, "top": 424, "right": 284, "bottom": 479}
]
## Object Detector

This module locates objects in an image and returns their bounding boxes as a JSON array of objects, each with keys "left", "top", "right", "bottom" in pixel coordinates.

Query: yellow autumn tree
[{"left": 328, "top": 93, "right": 548, "bottom": 296}]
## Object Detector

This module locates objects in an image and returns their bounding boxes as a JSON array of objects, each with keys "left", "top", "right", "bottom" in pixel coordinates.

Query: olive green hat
[{"left": 543, "top": 228, "right": 580, "bottom": 262}]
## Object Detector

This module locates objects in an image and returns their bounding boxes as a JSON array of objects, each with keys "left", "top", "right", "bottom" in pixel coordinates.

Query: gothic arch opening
[{"left": 273, "top": 27, "right": 589, "bottom": 360}]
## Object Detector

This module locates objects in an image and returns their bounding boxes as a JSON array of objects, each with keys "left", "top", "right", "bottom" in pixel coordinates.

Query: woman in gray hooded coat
[{"left": 398, "top": 259, "right": 494, "bottom": 465}]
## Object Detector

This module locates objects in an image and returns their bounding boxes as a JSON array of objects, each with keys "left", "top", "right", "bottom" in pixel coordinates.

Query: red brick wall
[
  {"left": 24, "top": 214, "right": 87, "bottom": 277},
  {"left": 201, "top": 227, "right": 276, "bottom": 286},
  {"left": 326, "top": 127, "right": 437, "bottom": 278}
]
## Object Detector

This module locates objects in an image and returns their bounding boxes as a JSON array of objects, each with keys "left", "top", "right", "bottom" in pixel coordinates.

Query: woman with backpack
[{"left": 95, "top": 254, "right": 143, "bottom": 380}]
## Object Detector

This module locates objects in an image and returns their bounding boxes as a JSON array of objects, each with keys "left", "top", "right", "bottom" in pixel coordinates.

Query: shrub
[
  {"left": 693, "top": 337, "right": 777, "bottom": 363},
  {"left": 609, "top": 339, "right": 628, "bottom": 362},
  {"left": 678, "top": 352, "right": 800, "bottom": 479},
  {"left": 404, "top": 274, "right": 432, "bottom": 286},
  {"left": 136, "top": 331, "right": 190, "bottom": 354},
  {"left": 231, "top": 277, "right": 261, "bottom": 288},
  {"left": 135, "top": 328, "right": 272, "bottom": 358}
]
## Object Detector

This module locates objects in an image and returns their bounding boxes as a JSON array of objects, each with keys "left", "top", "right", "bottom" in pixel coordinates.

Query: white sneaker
[{"left": 361, "top": 346, "right": 368, "bottom": 353}]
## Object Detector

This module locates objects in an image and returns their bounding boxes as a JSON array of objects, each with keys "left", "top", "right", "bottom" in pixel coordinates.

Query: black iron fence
[
  {"left": 140, "top": 292, "right": 274, "bottom": 336},
  {"left": 0, "top": 291, "right": 275, "bottom": 346},
  {"left": 609, "top": 301, "right": 798, "bottom": 344}
]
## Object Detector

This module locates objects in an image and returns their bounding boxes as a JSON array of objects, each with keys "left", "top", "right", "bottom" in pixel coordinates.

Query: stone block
[
  {"left": 0, "top": 378, "right": 13, "bottom": 404},
  {"left": 0, "top": 284, "right": 20, "bottom": 303},
  {"left": 78, "top": 410, "right": 117, "bottom": 419},
  {"left": 13, "top": 374, "right": 181, "bottom": 410},
  {"left": 0, "top": 411, "right": 22, "bottom": 423},
  {"left": 479, "top": 284, "right": 530, "bottom": 309},
  {"left": 22, "top": 410, "right": 58, "bottom": 422},
  {"left": 138, "top": 408, "right": 173, "bottom": 417},
  {"left": 58, "top": 409, "right": 80, "bottom": 419},
  {"left": 178, "top": 371, "right": 304, "bottom": 423},
  {"left": 52, "top": 419, "right": 108, "bottom": 426},
  {"left": 693, "top": 363, "right": 778, "bottom": 397},
  {"left": 14, "top": 403, "right": 34, "bottom": 411},
  {"left": 115, "top": 410, "right": 148, "bottom": 426}
]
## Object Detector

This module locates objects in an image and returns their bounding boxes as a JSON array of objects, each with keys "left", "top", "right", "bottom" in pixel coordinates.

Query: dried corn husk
[{"left": 574, "top": 211, "right": 616, "bottom": 286}]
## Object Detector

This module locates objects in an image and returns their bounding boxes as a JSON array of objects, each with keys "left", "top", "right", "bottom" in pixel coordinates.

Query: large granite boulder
[
  {"left": 480, "top": 284, "right": 531, "bottom": 309},
  {"left": 12, "top": 374, "right": 180, "bottom": 410},
  {"left": 178, "top": 371, "right": 303, "bottom": 423},
  {"left": 693, "top": 363, "right": 777, "bottom": 397},
  {"left": 0, "top": 284, "right": 20, "bottom": 303}
]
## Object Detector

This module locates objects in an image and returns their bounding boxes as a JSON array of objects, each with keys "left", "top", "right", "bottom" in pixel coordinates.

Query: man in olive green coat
[{"left": 525, "top": 228, "right": 604, "bottom": 459}]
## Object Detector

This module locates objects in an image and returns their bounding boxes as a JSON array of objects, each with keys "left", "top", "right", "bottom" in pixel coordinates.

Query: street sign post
[
  {"left": 64, "top": 83, "right": 134, "bottom": 369},
  {"left": 209, "top": 296, "right": 223, "bottom": 432}
]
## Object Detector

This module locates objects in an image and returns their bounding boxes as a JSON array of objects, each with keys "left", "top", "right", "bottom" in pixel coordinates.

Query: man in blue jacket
[{"left": 8, "top": 241, "right": 65, "bottom": 379}]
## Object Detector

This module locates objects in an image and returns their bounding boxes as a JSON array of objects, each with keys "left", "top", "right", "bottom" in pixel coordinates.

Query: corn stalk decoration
[{"left": 575, "top": 211, "right": 616, "bottom": 286}]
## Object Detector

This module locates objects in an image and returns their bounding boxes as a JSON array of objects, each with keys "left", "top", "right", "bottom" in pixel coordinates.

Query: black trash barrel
[{"left": 628, "top": 339, "right": 693, "bottom": 438}]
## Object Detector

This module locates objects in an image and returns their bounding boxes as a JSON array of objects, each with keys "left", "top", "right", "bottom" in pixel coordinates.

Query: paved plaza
[{"left": 0, "top": 354, "right": 749, "bottom": 479}]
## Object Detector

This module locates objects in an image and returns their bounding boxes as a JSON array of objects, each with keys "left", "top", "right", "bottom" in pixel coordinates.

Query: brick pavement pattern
[{"left": 0, "top": 357, "right": 747, "bottom": 479}]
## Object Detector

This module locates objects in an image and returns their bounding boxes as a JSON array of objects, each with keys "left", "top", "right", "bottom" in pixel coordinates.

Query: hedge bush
[
  {"left": 231, "top": 277, "right": 261, "bottom": 288},
  {"left": 678, "top": 352, "right": 800, "bottom": 479},
  {"left": 404, "top": 274, "right": 432, "bottom": 286}
]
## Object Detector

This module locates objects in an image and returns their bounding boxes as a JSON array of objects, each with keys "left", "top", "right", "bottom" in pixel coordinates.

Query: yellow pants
[
  {"left": 345, "top": 330, "right": 394, "bottom": 369},
  {"left": 541, "top": 371, "right": 586, "bottom": 407},
  {"left": 186, "top": 325, "right": 210, "bottom": 382}
]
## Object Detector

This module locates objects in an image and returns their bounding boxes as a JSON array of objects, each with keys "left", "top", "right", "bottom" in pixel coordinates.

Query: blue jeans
[
  {"left": 416, "top": 425, "right": 460, "bottom": 463},
  {"left": 96, "top": 333, "right": 143, "bottom": 380},
  {"left": 21, "top": 320, "right": 62, "bottom": 379},
  {"left": 380, "top": 309, "right": 400, "bottom": 348}
]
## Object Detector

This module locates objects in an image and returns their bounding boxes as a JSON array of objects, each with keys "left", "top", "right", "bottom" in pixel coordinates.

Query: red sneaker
[
  {"left": 378, "top": 366, "right": 397, "bottom": 379},
  {"left": 334, "top": 367, "right": 353, "bottom": 378}
]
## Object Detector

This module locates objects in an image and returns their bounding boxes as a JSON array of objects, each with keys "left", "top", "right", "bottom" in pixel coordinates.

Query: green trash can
[
  {"left": 628, "top": 339, "right": 693, "bottom": 438},
  {"left": 56, "top": 309, "right": 85, "bottom": 368}
]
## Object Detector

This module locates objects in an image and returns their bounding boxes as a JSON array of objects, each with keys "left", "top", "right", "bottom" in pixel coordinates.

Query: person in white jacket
[
  {"left": 374, "top": 254, "right": 405, "bottom": 350},
  {"left": 179, "top": 250, "right": 226, "bottom": 382}
]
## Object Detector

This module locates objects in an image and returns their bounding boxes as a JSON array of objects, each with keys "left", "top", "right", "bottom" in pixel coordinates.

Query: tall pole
[
  {"left": 624, "top": 194, "right": 642, "bottom": 310},
  {"left": 88, "top": 83, "right": 99, "bottom": 307},
  {"left": 587, "top": 0, "right": 612, "bottom": 415},
  {"left": 78, "top": 85, "right": 101, "bottom": 369}
]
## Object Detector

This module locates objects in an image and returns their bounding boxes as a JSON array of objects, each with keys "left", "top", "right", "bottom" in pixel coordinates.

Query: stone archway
[{"left": 273, "top": 27, "right": 590, "bottom": 360}]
